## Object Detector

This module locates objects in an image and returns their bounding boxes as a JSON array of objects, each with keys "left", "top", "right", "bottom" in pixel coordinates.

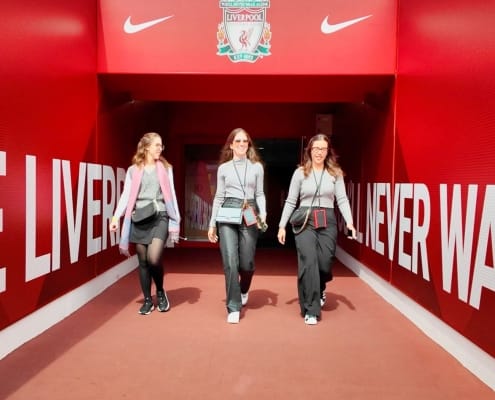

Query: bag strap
[
  {"left": 312, "top": 169, "right": 324, "bottom": 207},
  {"left": 292, "top": 170, "right": 323, "bottom": 234}
]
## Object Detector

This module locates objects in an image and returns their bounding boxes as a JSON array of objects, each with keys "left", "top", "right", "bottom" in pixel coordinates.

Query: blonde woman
[{"left": 110, "top": 132, "right": 181, "bottom": 315}]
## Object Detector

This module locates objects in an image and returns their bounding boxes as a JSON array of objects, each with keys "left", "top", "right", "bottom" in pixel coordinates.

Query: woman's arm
[
  {"left": 110, "top": 166, "right": 133, "bottom": 231},
  {"left": 168, "top": 167, "right": 181, "bottom": 224},
  {"left": 208, "top": 163, "right": 226, "bottom": 228},
  {"left": 278, "top": 168, "right": 303, "bottom": 228},
  {"left": 255, "top": 162, "right": 266, "bottom": 220}
]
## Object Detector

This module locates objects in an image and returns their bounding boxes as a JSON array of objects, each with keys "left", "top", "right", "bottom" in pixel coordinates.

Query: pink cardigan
[{"left": 118, "top": 161, "right": 180, "bottom": 256}]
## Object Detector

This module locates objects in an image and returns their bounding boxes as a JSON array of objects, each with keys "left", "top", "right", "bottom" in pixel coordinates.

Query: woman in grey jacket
[
  {"left": 208, "top": 128, "right": 267, "bottom": 324},
  {"left": 277, "top": 134, "right": 356, "bottom": 325}
]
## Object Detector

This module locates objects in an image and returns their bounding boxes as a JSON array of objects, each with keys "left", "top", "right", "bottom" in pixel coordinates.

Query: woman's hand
[
  {"left": 109, "top": 216, "right": 118, "bottom": 232},
  {"left": 346, "top": 223, "right": 357, "bottom": 240},
  {"left": 256, "top": 216, "right": 268, "bottom": 232},
  {"left": 277, "top": 227, "right": 286, "bottom": 245},
  {"left": 208, "top": 227, "right": 218, "bottom": 243}
]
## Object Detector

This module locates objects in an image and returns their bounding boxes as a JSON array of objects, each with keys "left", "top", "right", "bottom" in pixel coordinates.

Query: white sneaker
[
  {"left": 227, "top": 311, "right": 240, "bottom": 324},
  {"left": 241, "top": 292, "right": 249, "bottom": 306},
  {"left": 304, "top": 314, "right": 317, "bottom": 325}
]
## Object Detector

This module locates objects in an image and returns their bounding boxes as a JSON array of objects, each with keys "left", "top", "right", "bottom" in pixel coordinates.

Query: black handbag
[
  {"left": 289, "top": 207, "right": 310, "bottom": 226},
  {"left": 132, "top": 200, "right": 158, "bottom": 225},
  {"left": 289, "top": 179, "right": 320, "bottom": 234},
  {"left": 289, "top": 207, "right": 311, "bottom": 234}
]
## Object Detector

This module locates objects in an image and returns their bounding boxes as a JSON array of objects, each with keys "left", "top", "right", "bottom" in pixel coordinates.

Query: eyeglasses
[
  {"left": 234, "top": 139, "right": 249, "bottom": 144},
  {"left": 311, "top": 147, "right": 328, "bottom": 153}
]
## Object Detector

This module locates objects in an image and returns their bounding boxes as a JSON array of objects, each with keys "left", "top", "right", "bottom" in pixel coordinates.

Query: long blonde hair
[
  {"left": 132, "top": 132, "right": 171, "bottom": 168},
  {"left": 218, "top": 128, "right": 263, "bottom": 165},
  {"left": 300, "top": 134, "right": 342, "bottom": 177}
]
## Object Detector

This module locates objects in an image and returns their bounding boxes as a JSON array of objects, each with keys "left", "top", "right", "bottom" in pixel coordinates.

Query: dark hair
[
  {"left": 218, "top": 128, "right": 262, "bottom": 164},
  {"left": 300, "top": 134, "right": 342, "bottom": 177}
]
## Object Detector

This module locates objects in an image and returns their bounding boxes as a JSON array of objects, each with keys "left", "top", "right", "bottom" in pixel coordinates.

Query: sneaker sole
[
  {"left": 138, "top": 305, "right": 154, "bottom": 315},
  {"left": 158, "top": 304, "right": 170, "bottom": 312},
  {"left": 157, "top": 294, "right": 170, "bottom": 312},
  {"left": 304, "top": 314, "right": 318, "bottom": 325}
]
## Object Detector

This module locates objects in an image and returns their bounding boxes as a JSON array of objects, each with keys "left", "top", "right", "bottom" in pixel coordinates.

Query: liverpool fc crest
[{"left": 217, "top": 1, "right": 272, "bottom": 63}]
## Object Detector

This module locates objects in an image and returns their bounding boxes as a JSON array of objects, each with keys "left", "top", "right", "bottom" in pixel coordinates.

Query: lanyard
[
  {"left": 233, "top": 159, "right": 248, "bottom": 208},
  {"left": 312, "top": 169, "right": 324, "bottom": 207}
]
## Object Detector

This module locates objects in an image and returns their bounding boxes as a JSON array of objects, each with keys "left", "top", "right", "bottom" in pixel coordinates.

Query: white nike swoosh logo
[
  {"left": 321, "top": 14, "right": 372, "bottom": 34},
  {"left": 123, "top": 15, "right": 174, "bottom": 34}
]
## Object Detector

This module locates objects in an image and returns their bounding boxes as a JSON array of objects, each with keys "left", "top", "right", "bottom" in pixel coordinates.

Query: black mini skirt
[{"left": 130, "top": 211, "right": 169, "bottom": 245}]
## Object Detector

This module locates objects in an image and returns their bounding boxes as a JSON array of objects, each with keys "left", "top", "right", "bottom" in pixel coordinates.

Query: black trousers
[
  {"left": 218, "top": 221, "right": 259, "bottom": 313},
  {"left": 294, "top": 208, "right": 337, "bottom": 318}
]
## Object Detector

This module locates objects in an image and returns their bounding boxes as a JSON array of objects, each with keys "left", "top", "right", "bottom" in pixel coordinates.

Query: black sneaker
[
  {"left": 139, "top": 298, "right": 154, "bottom": 315},
  {"left": 157, "top": 291, "right": 170, "bottom": 312},
  {"left": 320, "top": 292, "right": 327, "bottom": 307}
]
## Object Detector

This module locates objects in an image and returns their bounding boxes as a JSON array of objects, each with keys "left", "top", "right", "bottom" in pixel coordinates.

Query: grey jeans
[{"left": 218, "top": 219, "right": 259, "bottom": 313}]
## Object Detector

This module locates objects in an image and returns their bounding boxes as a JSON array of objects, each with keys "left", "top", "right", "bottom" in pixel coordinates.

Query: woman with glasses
[
  {"left": 277, "top": 134, "right": 356, "bottom": 325},
  {"left": 110, "top": 132, "right": 181, "bottom": 315},
  {"left": 207, "top": 128, "right": 267, "bottom": 324}
]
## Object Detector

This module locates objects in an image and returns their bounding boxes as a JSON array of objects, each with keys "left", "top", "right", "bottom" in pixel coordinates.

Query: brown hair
[
  {"left": 132, "top": 132, "right": 171, "bottom": 168},
  {"left": 218, "top": 128, "right": 262, "bottom": 165},
  {"left": 300, "top": 134, "right": 342, "bottom": 177}
]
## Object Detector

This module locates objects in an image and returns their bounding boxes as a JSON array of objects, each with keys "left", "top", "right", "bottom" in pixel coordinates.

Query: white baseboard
[
  {"left": 336, "top": 246, "right": 495, "bottom": 391},
  {"left": 0, "top": 256, "right": 137, "bottom": 360}
]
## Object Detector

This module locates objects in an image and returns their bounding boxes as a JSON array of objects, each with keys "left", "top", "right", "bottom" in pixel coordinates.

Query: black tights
[{"left": 136, "top": 238, "right": 165, "bottom": 300}]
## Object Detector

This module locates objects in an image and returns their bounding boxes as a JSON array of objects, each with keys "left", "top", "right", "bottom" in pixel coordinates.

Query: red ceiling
[{"left": 99, "top": 73, "right": 394, "bottom": 103}]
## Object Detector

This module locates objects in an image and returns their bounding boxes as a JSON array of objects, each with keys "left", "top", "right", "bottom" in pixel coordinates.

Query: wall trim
[
  {"left": 336, "top": 246, "right": 495, "bottom": 391},
  {"left": 0, "top": 256, "right": 137, "bottom": 360}
]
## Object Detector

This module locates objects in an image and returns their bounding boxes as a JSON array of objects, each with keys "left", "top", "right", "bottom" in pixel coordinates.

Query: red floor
[{"left": 0, "top": 248, "right": 492, "bottom": 399}]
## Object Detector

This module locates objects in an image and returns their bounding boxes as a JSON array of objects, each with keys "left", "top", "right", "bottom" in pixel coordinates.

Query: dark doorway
[{"left": 255, "top": 138, "right": 301, "bottom": 248}]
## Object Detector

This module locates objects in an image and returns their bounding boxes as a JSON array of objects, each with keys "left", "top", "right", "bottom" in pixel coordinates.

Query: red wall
[
  {"left": 333, "top": 96, "right": 396, "bottom": 279},
  {"left": 348, "top": 0, "right": 495, "bottom": 357},
  {"left": 0, "top": 1, "right": 119, "bottom": 330},
  {"left": 98, "top": 0, "right": 396, "bottom": 75}
]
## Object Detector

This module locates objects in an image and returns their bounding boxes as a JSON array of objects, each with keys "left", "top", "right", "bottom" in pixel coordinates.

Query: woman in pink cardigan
[{"left": 110, "top": 132, "right": 181, "bottom": 315}]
